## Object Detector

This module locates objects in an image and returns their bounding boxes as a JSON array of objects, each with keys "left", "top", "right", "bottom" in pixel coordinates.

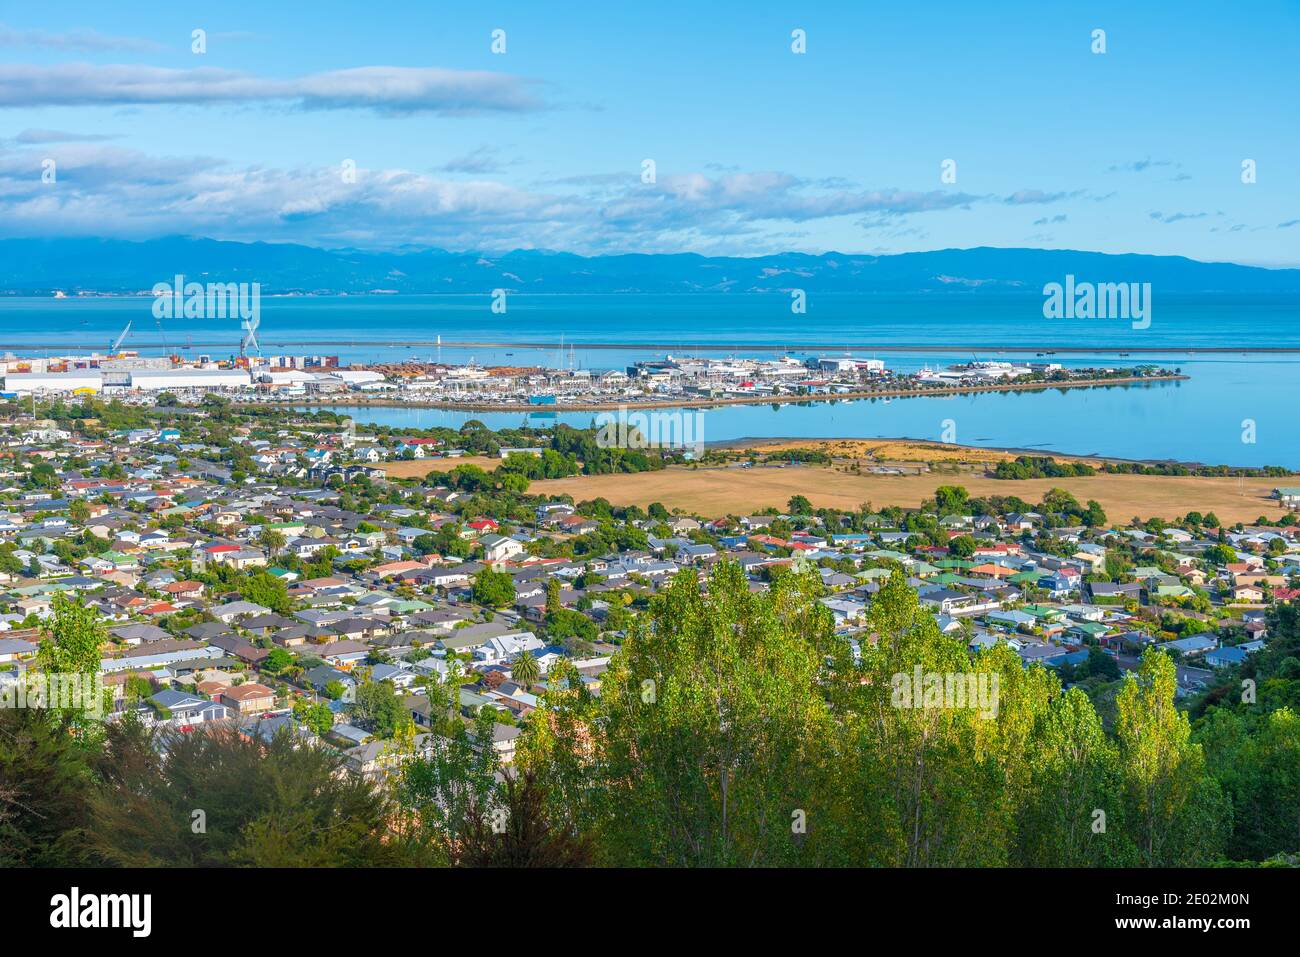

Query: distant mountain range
[{"left": 2, "top": 237, "right": 1298, "bottom": 296}]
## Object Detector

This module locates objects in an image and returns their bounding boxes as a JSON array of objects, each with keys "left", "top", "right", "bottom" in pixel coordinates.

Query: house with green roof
[
  {"left": 1021, "top": 604, "right": 1066, "bottom": 622},
  {"left": 1068, "top": 620, "right": 1112, "bottom": 641},
  {"left": 1273, "top": 487, "right": 1300, "bottom": 509},
  {"left": 856, "top": 567, "right": 895, "bottom": 582}
]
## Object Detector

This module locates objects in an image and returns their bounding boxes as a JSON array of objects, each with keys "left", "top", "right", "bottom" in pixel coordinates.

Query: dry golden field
[
  {"left": 378, "top": 438, "right": 1287, "bottom": 524},
  {"left": 734, "top": 438, "right": 1107, "bottom": 467},
  {"left": 530, "top": 465, "right": 1285, "bottom": 523},
  {"left": 379, "top": 455, "right": 502, "bottom": 478}
]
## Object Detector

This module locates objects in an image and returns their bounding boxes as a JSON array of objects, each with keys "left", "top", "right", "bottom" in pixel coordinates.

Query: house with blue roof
[{"left": 1204, "top": 646, "right": 1248, "bottom": 668}]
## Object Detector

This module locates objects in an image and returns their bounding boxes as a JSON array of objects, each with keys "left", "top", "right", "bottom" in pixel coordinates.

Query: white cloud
[
  {"left": 0, "top": 22, "right": 159, "bottom": 53},
  {"left": 0, "top": 63, "right": 544, "bottom": 115},
  {"left": 0, "top": 144, "right": 1079, "bottom": 253},
  {"left": 11, "top": 128, "right": 122, "bottom": 144}
]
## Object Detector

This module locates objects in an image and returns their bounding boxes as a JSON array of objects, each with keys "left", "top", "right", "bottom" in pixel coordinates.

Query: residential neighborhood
[
  {"left": 2, "top": 400, "right": 1298, "bottom": 777},
  {"left": 4, "top": 394, "right": 1300, "bottom": 887}
]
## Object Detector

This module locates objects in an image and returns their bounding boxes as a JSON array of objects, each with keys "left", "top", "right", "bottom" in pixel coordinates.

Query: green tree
[
  {"left": 0, "top": 707, "right": 99, "bottom": 866},
  {"left": 512, "top": 651, "right": 540, "bottom": 689},
  {"left": 787, "top": 494, "right": 813, "bottom": 515},
  {"left": 948, "top": 535, "right": 977, "bottom": 558},
  {"left": 263, "top": 647, "right": 296, "bottom": 677},
  {"left": 396, "top": 706, "right": 501, "bottom": 860},
  {"left": 36, "top": 593, "right": 110, "bottom": 727},
  {"left": 38, "top": 593, "right": 107, "bottom": 677},
  {"left": 934, "top": 485, "right": 970, "bottom": 515},
  {"left": 292, "top": 699, "right": 335, "bottom": 737},
  {"left": 259, "top": 528, "right": 286, "bottom": 560},
  {"left": 90, "top": 720, "right": 421, "bottom": 866},
  {"left": 241, "top": 572, "right": 291, "bottom": 615},
  {"left": 1203, "top": 544, "right": 1237, "bottom": 566},
  {"left": 1115, "top": 649, "right": 1229, "bottom": 865},
  {"left": 545, "top": 577, "right": 561, "bottom": 617},
  {"left": 472, "top": 568, "right": 516, "bottom": 609},
  {"left": 355, "top": 678, "right": 414, "bottom": 739},
  {"left": 580, "top": 561, "right": 845, "bottom": 866},
  {"left": 1015, "top": 687, "right": 1134, "bottom": 866}
]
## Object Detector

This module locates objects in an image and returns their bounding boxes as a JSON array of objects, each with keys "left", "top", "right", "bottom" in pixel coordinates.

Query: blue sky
[{"left": 1, "top": 0, "right": 1297, "bottom": 264}]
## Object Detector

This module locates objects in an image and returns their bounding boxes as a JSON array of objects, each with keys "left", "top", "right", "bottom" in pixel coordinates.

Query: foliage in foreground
[{"left": 4, "top": 562, "right": 1297, "bottom": 867}]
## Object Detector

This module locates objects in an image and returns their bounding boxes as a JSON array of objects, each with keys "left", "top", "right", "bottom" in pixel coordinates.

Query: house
[
  {"left": 536, "top": 502, "right": 575, "bottom": 524},
  {"left": 161, "top": 580, "right": 205, "bottom": 601},
  {"left": 985, "top": 609, "right": 1036, "bottom": 631},
  {"left": 0, "top": 637, "right": 38, "bottom": 663},
  {"left": 220, "top": 682, "right": 278, "bottom": 714},
  {"left": 1089, "top": 581, "right": 1142, "bottom": 603},
  {"left": 370, "top": 662, "right": 418, "bottom": 689},
  {"left": 1004, "top": 513, "right": 1042, "bottom": 531},
  {"left": 315, "top": 640, "right": 370, "bottom": 669},
  {"left": 465, "top": 518, "right": 499, "bottom": 536},
  {"left": 148, "top": 688, "right": 230, "bottom": 728},
  {"left": 1205, "top": 646, "right": 1249, "bottom": 668},
  {"left": 194, "top": 543, "right": 267, "bottom": 572},
  {"left": 1156, "top": 635, "right": 1219, "bottom": 658},
  {"left": 1231, "top": 584, "right": 1265, "bottom": 602},
  {"left": 480, "top": 533, "right": 525, "bottom": 563},
  {"left": 342, "top": 733, "right": 441, "bottom": 780},
  {"left": 211, "top": 600, "right": 271, "bottom": 623},
  {"left": 301, "top": 664, "right": 357, "bottom": 700},
  {"left": 110, "top": 623, "right": 171, "bottom": 645},
  {"left": 207, "top": 634, "right": 270, "bottom": 666},
  {"left": 1068, "top": 621, "right": 1112, "bottom": 643},
  {"left": 1273, "top": 487, "right": 1300, "bottom": 510},
  {"left": 918, "top": 586, "right": 1000, "bottom": 617},
  {"left": 676, "top": 542, "right": 717, "bottom": 564},
  {"left": 475, "top": 630, "right": 544, "bottom": 664},
  {"left": 1038, "top": 569, "right": 1082, "bottom": 596}
]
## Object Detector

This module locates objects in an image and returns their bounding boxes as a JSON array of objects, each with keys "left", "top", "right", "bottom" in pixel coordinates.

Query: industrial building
[
  {"left": 3, "top": 367, "right": 251, "bottom": 395},
  {"left": 2, "top": 371, "right": 105, "bottom": 394},
  {"left": 122, "top": 368, "right": 251, "bottom": 391}
]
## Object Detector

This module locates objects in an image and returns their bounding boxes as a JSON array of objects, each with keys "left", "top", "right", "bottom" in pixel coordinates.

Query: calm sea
[{"left": 2, "top": 293, "right": 1297, "bottom": 467}]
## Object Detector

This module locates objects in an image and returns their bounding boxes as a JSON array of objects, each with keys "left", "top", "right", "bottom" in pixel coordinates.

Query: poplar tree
[{"left": 1116, "top": 648, "right": 1229, "bottom": 865}]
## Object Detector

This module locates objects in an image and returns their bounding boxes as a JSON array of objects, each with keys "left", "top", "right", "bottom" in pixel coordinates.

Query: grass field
[
  {"left": 376, "top": 439, "right": 1288, "bottom": 524},
  {"left": 379, "top": 456, "right": 502, "bottom": 478},
  {"left": 530, "top": 464, "right": 1286, "bottom": 523}
]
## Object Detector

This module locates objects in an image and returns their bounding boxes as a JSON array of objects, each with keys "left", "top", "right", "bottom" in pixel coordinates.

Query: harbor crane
[
  {"left": 107, "top": 319, "right": 131, "bottom": 356},
  {"left": 240, "top": 316, "right": 261, "bottom": 357}
]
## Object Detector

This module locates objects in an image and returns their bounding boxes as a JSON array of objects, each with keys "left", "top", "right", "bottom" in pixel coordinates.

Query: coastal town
[
  {"left": 0, "top": 349, "right": 1183, "bottom": 410},
  {"left": 4, "top": 0, "right": 1296, "bottom": 924},
  {"left": 1, "top": 393, "right": 1297, "bottom": 790}
]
